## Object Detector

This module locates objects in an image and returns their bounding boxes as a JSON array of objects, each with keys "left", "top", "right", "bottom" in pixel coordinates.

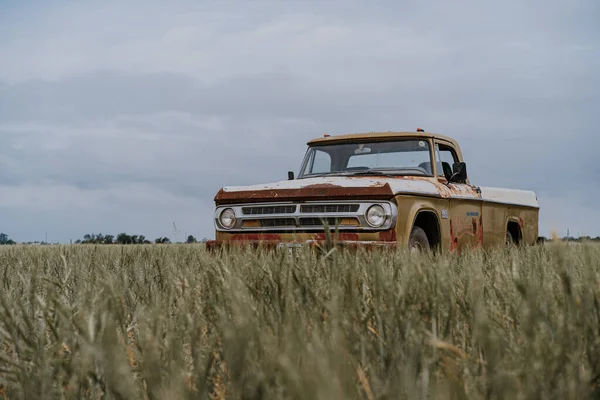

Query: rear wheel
[{"left": 409, "top": 226, "right": 430, "bottom": 252}]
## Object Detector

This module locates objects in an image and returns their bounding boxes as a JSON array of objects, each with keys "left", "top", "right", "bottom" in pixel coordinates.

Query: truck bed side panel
[{"left": 479, "top": 187, "right": 539, "bottom": 245}]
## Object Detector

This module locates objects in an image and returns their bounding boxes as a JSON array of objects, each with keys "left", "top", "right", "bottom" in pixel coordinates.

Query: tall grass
[{"left": 0, "top": 242, "right": 599, "bottom": 399}]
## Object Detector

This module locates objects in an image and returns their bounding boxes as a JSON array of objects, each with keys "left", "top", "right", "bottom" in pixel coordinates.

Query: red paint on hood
[{"left": 215, "top": 182, "right": 395, "bottom": 205}]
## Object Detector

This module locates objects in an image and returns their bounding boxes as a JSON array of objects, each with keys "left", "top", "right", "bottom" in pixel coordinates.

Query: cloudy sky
[{"left": 1, "top": 0, "right": 598, "bottom": 243}]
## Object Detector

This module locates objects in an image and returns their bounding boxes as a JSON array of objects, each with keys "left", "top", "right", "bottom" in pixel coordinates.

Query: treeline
[
  {"left": 75, "top": 233, "right": 208, "bottom": 245},
  {"left": 0, "top": 232, "right": 209, "bottom": 245},
  {"left": 76, "top": 233, "right": 152, "bottom": 244},
  {"left": 549, "top": 236, "right": 600, "bottom": 243}
]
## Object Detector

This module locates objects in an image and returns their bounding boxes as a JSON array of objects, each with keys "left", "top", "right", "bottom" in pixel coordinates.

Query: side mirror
[
  {"left": 449, "top": 162, "right": 467, "bottom": 183},
  {"left": 288, "top": 171, "right": 295, "bottom": 180}
]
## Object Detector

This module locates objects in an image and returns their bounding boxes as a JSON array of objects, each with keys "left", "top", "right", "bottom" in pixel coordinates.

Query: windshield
[{"left": 298, "top": 139, "right": 434, "bottom": 178}]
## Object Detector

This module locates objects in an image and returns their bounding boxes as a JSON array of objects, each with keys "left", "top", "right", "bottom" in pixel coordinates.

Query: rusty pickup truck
[{"left": 207, "top": 131, "right": 540, "bottom": 252}]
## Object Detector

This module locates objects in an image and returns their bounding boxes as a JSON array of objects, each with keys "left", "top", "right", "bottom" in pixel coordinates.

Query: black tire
[
  {"left": 409, "top": 226, "right": 430, "bottom": 252},
  {"left": 506, "top": 230, "right": 515, "bottom": 246}
]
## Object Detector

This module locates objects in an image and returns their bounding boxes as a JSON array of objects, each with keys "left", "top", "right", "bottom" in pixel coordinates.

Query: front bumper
[
  {"left": 205, "top": 239, "right": 398, "bottom": 251},
  {"left": 206, "top": 230, "right": 398, "bottom": 251}
]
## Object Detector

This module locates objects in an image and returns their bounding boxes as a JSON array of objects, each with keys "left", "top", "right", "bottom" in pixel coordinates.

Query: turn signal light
[{"left": 242, "top": 220, "right": 261, "bottom": 228}]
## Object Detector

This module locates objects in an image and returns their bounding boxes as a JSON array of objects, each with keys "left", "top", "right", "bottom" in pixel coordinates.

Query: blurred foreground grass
[{"left": 0, "top": 242, "right": 599, "bottom": 399}]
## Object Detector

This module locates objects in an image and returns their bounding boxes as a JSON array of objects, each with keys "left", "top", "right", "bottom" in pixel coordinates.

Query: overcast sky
[{"left": 1, "top": 0, "right": 599, "bottom": 243}]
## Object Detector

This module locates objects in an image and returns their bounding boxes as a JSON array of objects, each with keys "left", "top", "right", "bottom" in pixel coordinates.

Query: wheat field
[{"left": 0, "top": 242, "right": 599, "bottom": 399}]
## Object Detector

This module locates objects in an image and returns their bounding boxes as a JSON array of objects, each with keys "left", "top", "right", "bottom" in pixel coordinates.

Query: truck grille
[
  {"left": 215, "top": 201, "right": 396, "bottom": 232},
  {"left": 300, "top": 204, "right": 359, "bottom": 213},
  {"left": 298, "top": 217, "right": 358, "bottom": 227},
  {"left": 256, "top": 218, "right": 296, "bottom": 227},
  {"left": 242, "top": 205, "right": 296, "bottom": 215}
]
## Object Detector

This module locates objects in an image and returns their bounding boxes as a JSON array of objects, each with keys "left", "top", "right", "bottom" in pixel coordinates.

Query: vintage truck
[{"left": 207, "top": 130, "right": 540, "bottom": 252}]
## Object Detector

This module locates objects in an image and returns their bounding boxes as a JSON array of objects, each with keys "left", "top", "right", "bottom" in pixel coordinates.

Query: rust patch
[
  {"left": 478, "top": 215, "right": 484, "bottom": 246},
  {"left": 450, "top": 215, "right": 484, "bottom": 251},
  {"left": 394, "top": 175, "right": 481, "bottom": 199},
  {"left": 229, "top": 233, "right": 283, "bottom": 241},
  {"left": 314, "top": 232, "right": 360, "bottom": 241},
  {"left": 435, "top": 181, "right": 481, "bottom": 199},
  {"left": 449, "top": 220, "right": 458, "bottom": 252},
  {"left": 214, "top": 183, "right": 394, "bottom": 205},
  {"left": 378, "top": 229, "right": 397, "bottom": 242},
  {"left": 470, "top": 217, "right": 483, "bottom": 250}
]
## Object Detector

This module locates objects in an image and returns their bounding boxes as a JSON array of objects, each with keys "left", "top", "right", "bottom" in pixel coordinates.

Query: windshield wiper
[
  {"left": 345, "top": 169, "right": 397, "bottom": 177},
  {"left": 300, "top": 172, "right": 350, "bottom": 178},
  {"left": 301, "top": 169, "right": 419, "bottom": 178}
]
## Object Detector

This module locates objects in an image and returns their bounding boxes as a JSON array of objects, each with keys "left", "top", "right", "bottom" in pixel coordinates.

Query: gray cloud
[{"left": 0, "top": 0, "right": 598, "bottom": 242}]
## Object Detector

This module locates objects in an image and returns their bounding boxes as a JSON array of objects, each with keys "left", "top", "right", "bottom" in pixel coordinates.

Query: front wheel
[
  {"left": 409, "top": 226, "right": 430, "bottom": 252},
  {"left": 506, "top": 230, "right": 515, "bottom": 247}
]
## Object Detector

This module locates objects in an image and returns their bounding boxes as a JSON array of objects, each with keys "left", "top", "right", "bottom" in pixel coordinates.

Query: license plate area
[{"left": 277, "top": 242, "right": 303, "bottom": 256}]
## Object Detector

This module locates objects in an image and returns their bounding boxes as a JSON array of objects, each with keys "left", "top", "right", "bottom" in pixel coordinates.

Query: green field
[{"left": 0, "top": 243, "right": 599, "bottom": 399}]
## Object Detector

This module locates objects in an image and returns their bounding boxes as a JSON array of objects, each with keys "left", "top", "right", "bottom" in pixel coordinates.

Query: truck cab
[{"left": 208, "top": 131, "right": 539, "bottom": 252}]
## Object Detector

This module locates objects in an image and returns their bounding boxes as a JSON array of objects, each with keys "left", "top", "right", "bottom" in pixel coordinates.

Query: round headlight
[
  {"left": 219, "top": 208, "right": 236, "bottom": 229},
  {"left": 365, "top": 204, "right": 386, "bottom": 227}
]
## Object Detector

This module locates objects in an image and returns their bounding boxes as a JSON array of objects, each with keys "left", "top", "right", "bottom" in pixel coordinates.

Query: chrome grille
[
  {"left": 300, "top": 204, "right": 359, "bottom": 213},
  {"left": 242, "top": 205, "right": 296, "bottom": 215},
  {"left": 299, "top": 217, "right": 358, "bottom": 227},
  {"left": 256, "top": 218, "right": 296, "bottom": 227}
]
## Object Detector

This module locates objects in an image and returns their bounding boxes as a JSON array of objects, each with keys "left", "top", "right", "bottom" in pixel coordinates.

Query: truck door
[{"left": 435, "top": 143, "right": 483, "bottom": 251}]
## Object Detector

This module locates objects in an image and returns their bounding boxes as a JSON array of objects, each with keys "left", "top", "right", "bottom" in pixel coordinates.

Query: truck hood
[
  {"left": 215, "top": 176, "right": 460, "bottom": 204},
  {"left": 214, "top": 176, "right": 539, "bottom": 208},
  {"left": 215, "top": 176, "right": 402, "bottom": 204}
]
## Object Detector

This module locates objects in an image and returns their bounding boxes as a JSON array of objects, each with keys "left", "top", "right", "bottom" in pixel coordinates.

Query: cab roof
[{"left": 307, "top": 131, "right": 460, "bottom": 149}]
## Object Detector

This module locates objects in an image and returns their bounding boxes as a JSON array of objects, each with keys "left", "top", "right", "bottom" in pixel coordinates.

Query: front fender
[{"left": 393, "top": 195, "right": 450, "bottom": 248}]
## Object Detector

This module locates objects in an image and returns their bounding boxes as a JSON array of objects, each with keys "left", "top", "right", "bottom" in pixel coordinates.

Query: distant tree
[
  {"left": 79, "top": 233, "right": 107, "bottom": 244},
  {"left": 138, "top": 235, "right": 146, "bottom": 244},
  {"left": 104, "top": 235, "right": 114, "bottom": 244},
  {"left": 155, "top": 237, "right": 171, "bottom": 244},
  {"left": 116, "top": 233, "right": 133, "bottom": 245},
  {"left": 186, "top": 235, "right": 197, "bottom": 244},
  {"left": 0, "top": 233, "right": 16, "bottom": 245}
]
